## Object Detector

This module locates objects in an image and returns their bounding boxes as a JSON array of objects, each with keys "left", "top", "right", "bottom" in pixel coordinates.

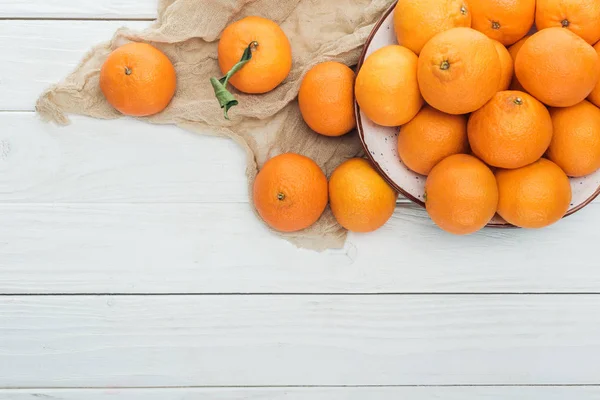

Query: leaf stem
[{"left": 210, "top": 41, "right": 258, "bottom": 120}]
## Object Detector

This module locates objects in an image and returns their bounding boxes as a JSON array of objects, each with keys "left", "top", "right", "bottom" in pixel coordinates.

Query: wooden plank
[
  {"left": 0, "top": 203, "right": 350, "bottom": 293},
  {"left": 2, "top": 295, "right": 600, "bottom": 387},
  {"left": 1, "top": 203, "right": 600, "bottom": 294},
  {"left": 2, "top": 387, "right": 600, "bottom": 400},
  {"left": 0, "top": 0, "right": 157, "bottom": 19},
  {"left": 0, "top": 21, "right": 148, "bottom": 111},
  {"left": 0, "top": 113, "right": 248, "bottom": 203},
  {"left": 1, "top": 112, "right": 600, "bottom": 294}
]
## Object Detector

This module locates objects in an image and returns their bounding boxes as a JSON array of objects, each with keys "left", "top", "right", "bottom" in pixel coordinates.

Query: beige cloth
[{"left": 36, "top": 0, "right": 394, "bottom": 251}]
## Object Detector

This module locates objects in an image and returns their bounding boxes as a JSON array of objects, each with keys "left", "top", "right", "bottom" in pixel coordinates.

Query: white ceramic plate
[{"left": 355, "top": 1, "right": 600, "bottom": 227}]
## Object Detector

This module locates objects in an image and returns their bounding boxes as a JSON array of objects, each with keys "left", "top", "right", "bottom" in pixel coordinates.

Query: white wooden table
[{"left": 1, "top": 1, "right": 600, "bottom": 399}]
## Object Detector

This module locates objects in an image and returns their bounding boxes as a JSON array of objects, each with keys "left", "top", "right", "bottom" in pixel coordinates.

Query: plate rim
[{"left": 354, "top": 0, "right": 600, "bottom": 227}]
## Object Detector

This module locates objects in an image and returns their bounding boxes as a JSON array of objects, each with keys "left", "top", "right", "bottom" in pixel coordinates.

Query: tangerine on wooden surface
[
  {"left": 329, "top": 158, "right": 397, "bottom": 233},
  {"left": 507, "top": 35, "right": 530, "bottom": 91},
  {"left": 425, "top": 154, "right": 498, "bottom": 235},
  {"left": 515, "top": 27, "right": 600, "bottom": 107},
  {"left": 547, "top": 100, "right": 600, "bottom": 177},
  {"left": 393, "top": 0, "right": 471, "bottom": 55},
  {"left": 218, "top": 16, "right": 292, "bottom": 94},
  {"left": 356, "top": 45, "right": 423, "bottom": 127},
  {"left": 298, "top": 62, "right": 356, "bottom": 137},
  {"left": 495, "top": 159, "right": 572, "bottom": 229},
  {"left": 253, "top": 153, "right": 328, "bottom": 233},
  {"left": 588, "top": 41, "right": 600, "bottom": 108},
  {"left": 469, "top": 0, "right": 535, "bottom": 45},
  {"left": 536, "top": 0, "right": 600, "bottom": 45},
  {"left": 417, "top": 27, "right": 501, "bottom": 115},
  {"left": 100, "top": 42, "right": 176, "bottom": 117},
  {"left": 492, "top": 40, "right": 513, "bottom": 92},
  {"left": 468, "top": 91, "right": 553, "bottom": 169},
  {"left": 397, "top": 105, "right": 469, "bottom": 176}
]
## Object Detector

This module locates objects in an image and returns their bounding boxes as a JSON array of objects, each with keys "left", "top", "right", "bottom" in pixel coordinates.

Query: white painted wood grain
[
  {"left": 0, "top": 113, "right": 248, "bottom": 203},
  {"left": 0, "top": 203, "right": 351, "bottom": 293},
  {"left": 2, "top": 387, "right": 600, "bottom": 400},
  {"left": 0, "top": 20, "right": 148, "bottom": 111},
  {"left": 0, "top": 0, "right": 157, "bottom": 19},
  {"left": 1, "top": 202, "right": 600, "bottom": 294},
  {"left": 1, "top": 114, "right": 599, "bottom": 294},
  {"left": 3, "top": 3, "right": 599, "bottom": 395},
  {"left": 2, "top": 295, "right": 600, "bottom": 386}
]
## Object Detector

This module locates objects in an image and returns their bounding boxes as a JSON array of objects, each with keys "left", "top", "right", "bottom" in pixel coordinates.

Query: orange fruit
[
  {"left": 547, "top": 100, "right": 600, "bottom": 177},
  {"left": 507, "top": 35, "right": 530, "bottom": 91},
  {"left": 329, "top": 158, "right": 397, "bottom": 233},
  {"left": 218, "top": 16, "right": 292, "bottom": 94},
  {"left": 469, "top": 0, "right": 535, "bottom": 45},
  {"left": 417, "top": 28, "right": 501, "bottom": 115},
  {"left": 356, "top": 45, "right": 423, "bottom": 126},
  {"left": 492, "top": 40, "right": 513, "bottom": 91},
  {"left": 536, "top": 0, "right": 600, "bottom": 45},
  {"left": 298, "top": 62, "right": 356, "bottom": 137},
  {"left": 468, "top": 91, "right": 553, "bottom": 169},
  {"left": 393, "top": 0, "right": 471, "bottom": 55},
  {"left": 100, "top": 42, "right": 176, "bottom": 117},
  {"left": 588, "top": 41, "right": 600, "bottom": 108},
  {"left": 496, "top": 159, "right": 572, "bottom": 228},
  {"left": 507, "top": 35, "right": 529, "bottom": 62},
  {"left": 515, "top": 27, "right": 600, "bottom": 107},
  {"left": 253, "top": 153, "right": 328, "bottom": 233},
  {"left": 425, "top": 154, "right": 498, "bottom": 235},
  {"left": 397, "top": 105, "right": 469, "bottom": 175}
]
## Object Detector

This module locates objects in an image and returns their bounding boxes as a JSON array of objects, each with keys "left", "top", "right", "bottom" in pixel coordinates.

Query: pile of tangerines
[
  {"left": 369, "top": 0, "right": 600, "bottom": 235},
  {"left": 365, "top": 0, "right": 600, "bottom": 235},
  {"left": 96, "top": 0, "right": 600, "bottom": 237}
]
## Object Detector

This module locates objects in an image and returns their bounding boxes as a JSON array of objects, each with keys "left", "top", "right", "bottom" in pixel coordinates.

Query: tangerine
[
  {"left": 492, "top": 40, "right": 514, "bottom": 91},
  {"left": 100, "top": 42, "right": 177, "bottom": 117},
  {"left": 356, "top": 45, "right": 423, "bottom": 126},
  {"left": 587, "top": 41, "right": 600, "bottom": 108},
  {"left": 417, "top": 28, "right": 501, "bottom": 115},
  {"left": 253, "top": 153, "right": 328, "bottom": 233},
  {"left": 469, "top": 0, "right": 535, "bottom": 45},
  {"left": 468, "top": 91, "right": 553, "bottom": 169},
  {"left": 398, "top": 105, "right": 469, "bottom": 175},
  {"left": 329, "top": 158, "right": 397, "bottom": 233},
  {"left": 298, "top": 62, "right": 356, "bottom": 137},
  {"left": 218, "top": 16, "right": 292, "bottom": 94},
  {"left": 515, "top": 27, "right": 600, "bottom": 107},
  {"left": 393, "top": 0, "right": 471, "bottom": 55},
  {"left": 536, "top": 0, "right": 600, "bottom": 45},
  {"left": 425, "top": 154, "right": 498, "bottom": 235},
  {"left": 496, "top": 159, "right": 572, "bottom": 228},
  {"left": 547, "top": 100, "right": 600, "bottom": 177}
]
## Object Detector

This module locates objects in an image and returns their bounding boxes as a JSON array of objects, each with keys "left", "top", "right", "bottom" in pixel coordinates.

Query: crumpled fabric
[{"left": 36, "top": 0, "right": 395, "bottom": 251}]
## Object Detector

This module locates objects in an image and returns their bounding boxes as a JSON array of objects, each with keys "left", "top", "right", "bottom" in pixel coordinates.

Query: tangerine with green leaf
[
  {"left": 212, "top": 16, "right": 292, "bottom": 118},
  {"left": 218, "top": 16, "right": 291, "bottom": 94}
]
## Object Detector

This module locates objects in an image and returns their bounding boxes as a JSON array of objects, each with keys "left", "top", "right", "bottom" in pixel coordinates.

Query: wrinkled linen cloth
[{"left": 36, "top": 0, "right": 395, "bottom": 251}]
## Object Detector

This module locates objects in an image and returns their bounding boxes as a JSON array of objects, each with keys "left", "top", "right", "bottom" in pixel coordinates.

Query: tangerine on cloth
[{"left": 36, "top": 0, "right": 395, "bottom": 251}]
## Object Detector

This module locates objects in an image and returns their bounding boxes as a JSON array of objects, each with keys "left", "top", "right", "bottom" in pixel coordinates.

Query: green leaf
[{"left": 210, "top": 41, "right": 258, "bottom": 120}]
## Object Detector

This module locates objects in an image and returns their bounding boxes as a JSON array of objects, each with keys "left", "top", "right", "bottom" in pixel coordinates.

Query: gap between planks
[
  {"left": 0, "top": 17, "right": 154, "bottom": 21},
  {"left": 5, "top": 384, "right": 600, "bottom": 388},
  {"left": 3, "top": 293, "right": 600, "bottom": 297},
  {"left": 3, "top": 386, "right": 600, "bottom": 400}
]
